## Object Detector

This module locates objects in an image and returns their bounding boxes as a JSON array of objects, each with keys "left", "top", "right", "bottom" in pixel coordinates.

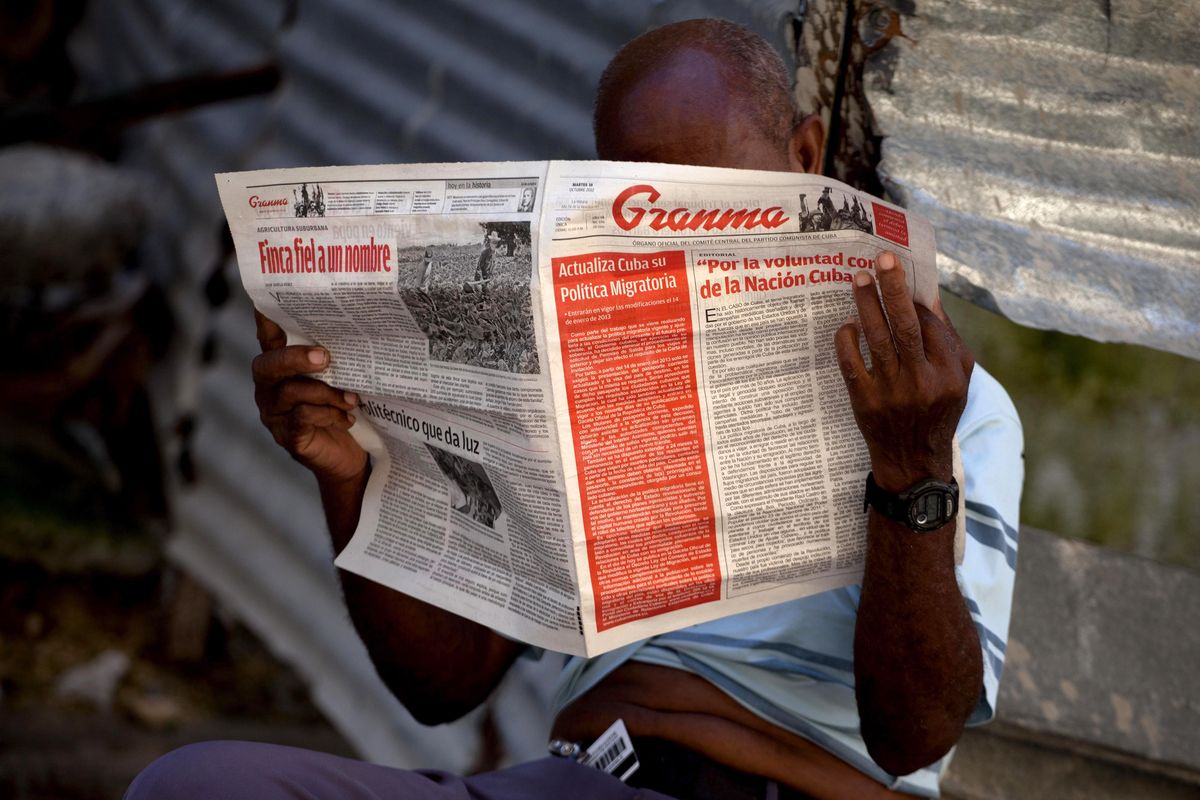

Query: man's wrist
[
  {"left": 865, "top": 472, "right": 959, "bottom": 533},
  {"left": 314, "top": 453, "right": 370, "bottom": 490},
  {"left": 869, "top": 454, "right": 952, "bottom": 493},
  {"left": 318, "top": 460, "right": 371, "bottom": 554}
]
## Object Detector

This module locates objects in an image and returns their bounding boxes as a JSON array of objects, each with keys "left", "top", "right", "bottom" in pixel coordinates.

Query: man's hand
[
  {"left": 249, "top": 311, "right": 521, "bottom": 723},
  {"left": 834, "top": 251, "right": 974, "bottom": 491},
  {"left": 252, "top": 311, "right": 367, "bottom": 485}
]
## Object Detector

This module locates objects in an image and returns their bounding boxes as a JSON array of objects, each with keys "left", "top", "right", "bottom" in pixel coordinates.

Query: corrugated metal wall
[
  {"left": 867, "top": 0, "right": 1200, "bottom": 359},
  {"left": 66, "top": 0, "right": 799, "bottom": 769},
  {"left": 55, "top": 0, "right": 1200, "bottom": 776}
]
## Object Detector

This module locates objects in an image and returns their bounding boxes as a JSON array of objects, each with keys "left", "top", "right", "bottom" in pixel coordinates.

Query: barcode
[
  {"left": 581, "top": 718, "right": 639, "bottom": 782},
  {"left": 593, "top": 739, "right": 626, "bottom": 771}
]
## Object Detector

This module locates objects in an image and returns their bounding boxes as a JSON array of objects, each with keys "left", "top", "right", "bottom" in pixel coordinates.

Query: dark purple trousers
[{"left": 124, "top": 740, "right": 678, "bottom": 800}]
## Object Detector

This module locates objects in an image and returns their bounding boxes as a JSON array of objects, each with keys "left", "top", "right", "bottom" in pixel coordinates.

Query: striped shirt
[{"left": 550, "top": 364, "right": 1023, "bottom": 797}]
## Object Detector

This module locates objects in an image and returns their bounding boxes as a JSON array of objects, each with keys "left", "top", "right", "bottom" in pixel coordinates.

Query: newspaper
[{"left": 216, "top": 161, "right": 938, "bottom": 657}]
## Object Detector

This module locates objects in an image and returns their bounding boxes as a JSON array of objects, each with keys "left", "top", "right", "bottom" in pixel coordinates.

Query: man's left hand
[{"left": 834, "top": 251, "right": 974, "bottom": 492}]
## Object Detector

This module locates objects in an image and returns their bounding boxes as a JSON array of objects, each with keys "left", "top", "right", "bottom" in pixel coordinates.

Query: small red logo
[
  {"left": 249, "top": 195, "right": 288, "bottom": 209},
  {"left": 871, "top": 203, "right": 909, "bottom": 247}
]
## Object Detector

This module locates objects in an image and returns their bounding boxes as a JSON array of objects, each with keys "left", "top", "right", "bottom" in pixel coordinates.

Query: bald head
[{"left": 594, "top": 18, "right": 819, "bottom": 172}]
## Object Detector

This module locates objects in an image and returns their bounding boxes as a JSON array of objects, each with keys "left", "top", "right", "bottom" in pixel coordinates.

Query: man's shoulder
[{"left": 958, "top": 362, "right": 1024, "bottom": 534}]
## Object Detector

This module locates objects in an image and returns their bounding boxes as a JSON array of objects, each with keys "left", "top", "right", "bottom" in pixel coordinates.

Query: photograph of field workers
[
  {"left": 426, "top": 444, "right": 503, "bottom": 529},
  {"left": 395, "top": 219, "right": 538, "bottom": 374}
]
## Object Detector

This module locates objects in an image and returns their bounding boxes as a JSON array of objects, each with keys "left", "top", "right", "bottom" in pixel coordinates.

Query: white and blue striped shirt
[{"left": 551, "top": 365, "right": 1024, "bottom": 797}]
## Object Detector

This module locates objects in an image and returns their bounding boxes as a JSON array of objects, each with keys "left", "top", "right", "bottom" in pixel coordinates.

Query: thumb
[{"left": 930, "top": 289, "right": 950, "bottom": 324}]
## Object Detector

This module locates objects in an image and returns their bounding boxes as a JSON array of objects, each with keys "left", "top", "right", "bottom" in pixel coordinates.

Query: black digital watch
[{"left": 863, "top": 472, "right": 959, "bottom": 532}]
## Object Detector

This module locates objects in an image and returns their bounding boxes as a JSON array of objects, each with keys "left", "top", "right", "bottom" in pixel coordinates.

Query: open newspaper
[{"left": 216, "top": 161, "right": 938, "bottom": 657}]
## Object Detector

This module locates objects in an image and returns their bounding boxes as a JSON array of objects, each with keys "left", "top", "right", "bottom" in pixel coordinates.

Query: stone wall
[{"left": 944, "top": 528, "right": 1200, "bottom": 798}]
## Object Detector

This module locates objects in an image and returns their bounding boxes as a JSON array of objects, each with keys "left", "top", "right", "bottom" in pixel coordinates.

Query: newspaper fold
[{"left": 217, "top": 161, "right": 939, "bottom": 657}]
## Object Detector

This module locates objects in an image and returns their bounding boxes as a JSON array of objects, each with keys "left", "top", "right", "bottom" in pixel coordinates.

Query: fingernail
[
  {"left": 308, "top": 348, "right": 327, "bottom": 366},
  {"left": 844, "top": 315, "right": 857, "bottom": 326},
  {"left": 853, "top": 270, "right": 871, "bottom": 287},
  {"left": 344, "top": 392, "right": 358, "bottom": 406},
  {"left": 878, "top": 252, "right": 896, "bottom": 271}
]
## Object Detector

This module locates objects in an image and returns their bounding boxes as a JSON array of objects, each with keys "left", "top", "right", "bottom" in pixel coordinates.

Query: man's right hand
[
  {"left": 252, "top": 311, "right": 367, "bottom": 485},
  {"left": 251, "top": 310, "right": 522, "bottom": 720}
]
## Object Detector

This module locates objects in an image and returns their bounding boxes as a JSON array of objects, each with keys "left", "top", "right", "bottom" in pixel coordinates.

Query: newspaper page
[
  {"left": 217, "top": 163, "right": 585, "bottom": 655},
  {"left": 538, "top": 162, "right": 936, "bottom": 653},
  {"left": 217, "top": 161, "right": 937, "bottom": 657}
]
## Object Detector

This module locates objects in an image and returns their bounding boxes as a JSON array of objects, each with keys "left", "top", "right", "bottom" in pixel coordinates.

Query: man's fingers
[
  {"left": 916, "top": 304, "right": 974, "bottom": 376},
  {"left": 939, "top": 306, "right": 975, "bottom": 377},
  {"left": 292, "top": 404, "right": 356, "bottom": 433},
  {"left": 915, "top": 304, "right": 950, "bottom": 356},
  {"left": 930, "top": 289, "right": 950, "bottom": 324},
  {"left": 260, "top": 377, "right": 358, "bottom": 416},
  {"left": 852, "top": 270, "right": 896, "bottom": 372},
  {"left": 835, "top": 317, "right": 871, "bottom": 390},
  {"left": 875, "top": 251, "right": 925, "bottom": 363},
  {"left": 252, "top": 344, "right": 330, "bottom": 385},
  {"left": 262, "top": 404, "right": 355, "bottom": 451},
  {"left": 255, "top": 310, "right": 288, "bottom": 353}
]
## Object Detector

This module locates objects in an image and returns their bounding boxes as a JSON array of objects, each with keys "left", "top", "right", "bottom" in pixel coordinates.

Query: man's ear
[{"left": 787, "top": 114, "right": 825, "bottom": 174}]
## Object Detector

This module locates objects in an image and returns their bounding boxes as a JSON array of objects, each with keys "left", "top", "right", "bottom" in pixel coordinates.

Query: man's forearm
[
  {"left": 252, "top": 320, "right": 522, "bottom": 724},
  {"left": 319, "top": 467, "right": 523, "bottom": 724},
  {"left": 318, "top": 464, "right": 372, "bottom": 554},
  {"left": 832, "top": 254, "right": 982, "bottom": 775},
  {"left": 853, "top": 504, "right": 982, "bottom": 776}
]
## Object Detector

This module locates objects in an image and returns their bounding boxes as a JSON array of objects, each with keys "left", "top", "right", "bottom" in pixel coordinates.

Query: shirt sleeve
[{"left": 954, "top": 365, "right": 1024, "bottom": 725}]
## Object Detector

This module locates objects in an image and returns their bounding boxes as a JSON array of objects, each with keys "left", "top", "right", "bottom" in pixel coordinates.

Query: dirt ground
[{"left": 0, "top": 559, "right": 353, "bottom": 800}]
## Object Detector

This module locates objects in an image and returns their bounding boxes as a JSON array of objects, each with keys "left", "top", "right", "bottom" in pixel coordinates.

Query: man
[
  {"left": 475, "top": 230, "right": 495, "bottom": 282},
  {"left": 420, "top": 247, "right": 435, "bottom": 289},
  {"left": 518, "top": 186, "right": 536, "bottom": 212},
  {"left": 129, "top": 18, "right": 1021, "bottom": 800},
  {"left": 817, "top": 187, "right": 835, "bottom": 231}
]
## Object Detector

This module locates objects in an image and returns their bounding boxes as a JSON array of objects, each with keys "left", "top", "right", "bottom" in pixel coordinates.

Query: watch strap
[{"left": 863, "top": 472, "right": 960, "bottom": 532}]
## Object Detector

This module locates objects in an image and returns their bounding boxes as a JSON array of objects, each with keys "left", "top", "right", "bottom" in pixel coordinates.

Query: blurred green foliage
[{"left": 945, "top": 294, "right": 1200, "bottom": 571}]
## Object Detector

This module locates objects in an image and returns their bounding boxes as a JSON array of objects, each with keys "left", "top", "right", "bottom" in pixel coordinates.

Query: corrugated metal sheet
[
  {"left": 71, "top": 0, "right": 1197, "bottom": 773},
  {"left": 64, "top": 0, "right": 806, "bottom": 767},
  {"left": 866, "top": 0, "right": 1200, "bottom": 359},
  {"left": 65, "top": 0, "right": 1200, "bottom": 777},
  {"left": 66, "top": 0, "right": 657, "bottom": 769}
]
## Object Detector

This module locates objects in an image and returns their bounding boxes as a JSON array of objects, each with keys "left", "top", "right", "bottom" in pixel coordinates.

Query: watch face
[{"left": 908, "top": 487, "right": 953, "bottom": 531}]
